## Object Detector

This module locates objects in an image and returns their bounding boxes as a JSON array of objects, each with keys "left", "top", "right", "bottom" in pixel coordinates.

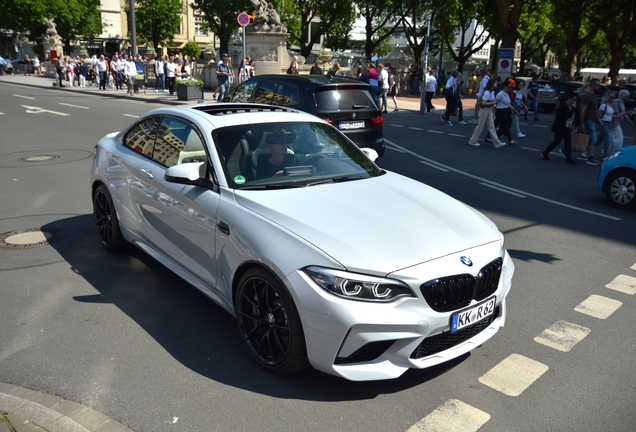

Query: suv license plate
[
  {"left": 339, "top": 120, "right": 365, "bottom": 130},
  {"left": 451, "top": 296, "right": 496, "bottom": 333}
]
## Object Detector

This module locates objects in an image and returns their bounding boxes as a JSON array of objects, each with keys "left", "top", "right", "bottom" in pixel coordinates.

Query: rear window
[{"left": 315, "top": 87, "right": 377, "bottom": 111}]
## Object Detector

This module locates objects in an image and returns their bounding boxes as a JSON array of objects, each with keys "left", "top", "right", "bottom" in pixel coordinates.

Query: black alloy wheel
[
  {"left": 235, "top": 268, "right": 308, "bottom": 374},
  {"left": 93, "top": 185, "right": 125, "bottom": 252}
]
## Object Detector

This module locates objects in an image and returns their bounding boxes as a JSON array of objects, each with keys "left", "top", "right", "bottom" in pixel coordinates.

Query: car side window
[
  {"left": 152, "top": 117, "right": 208, "bottom": 170},
  {"left": 283, "top": 85, "right": 299, "bottom": 106},
  {"left": 123, "top": 117, "right": 161, "bottom": 157},
  {"left": 231, "top": 81, "right": 258, "bottom": 102},
  {"left": 253, "top": 80, "right": 278, "bottom": 104}
]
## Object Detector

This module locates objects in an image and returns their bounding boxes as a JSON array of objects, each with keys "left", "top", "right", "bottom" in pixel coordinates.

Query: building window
[{"left": 195, "top": 16, "right": 208, "bottom": 36}]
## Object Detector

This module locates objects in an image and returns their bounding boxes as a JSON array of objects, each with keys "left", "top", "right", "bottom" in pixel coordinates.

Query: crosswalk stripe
[
  {"left": 605, "top": 274, "right": 636, "bottom": 295},
  {"left": 406, "top": 399, "right": 490, "bottom": 432},
  {"left": 574, "top": 295, "right": 623, "bottom": 319},
  {"left": 534, "top": 320, "right": 590, "bottom": 352},
  {"left": 478, "top": 353, "right": 549, "bottom": 397}
]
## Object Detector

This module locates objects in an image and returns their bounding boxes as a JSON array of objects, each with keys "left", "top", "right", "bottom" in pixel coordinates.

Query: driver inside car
[{"left": 256, "top": 132, "right": 311, "bottom": 179}]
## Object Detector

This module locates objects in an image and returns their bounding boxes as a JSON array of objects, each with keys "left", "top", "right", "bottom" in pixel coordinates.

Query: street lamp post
[{"left": 129, "top": 0, "right": 137, "bottom": 56}]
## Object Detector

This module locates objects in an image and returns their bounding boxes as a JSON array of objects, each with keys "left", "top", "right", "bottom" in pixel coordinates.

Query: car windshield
[{"left": 212, "top": 121, "right": 383, "bottom": 189}]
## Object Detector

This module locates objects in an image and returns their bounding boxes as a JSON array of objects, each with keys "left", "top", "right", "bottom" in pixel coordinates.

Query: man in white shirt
[
  {"left": 95, "top": 55, "right": 108, "bottom": 90},
  {"left": 111, "top": 55, "right": 123, "bottom": 90},
  {"left": 124, "top": 55, "right": 137, "bottom": 96},
  {"left": 166, "top": 56, "right": 176, "bottom": 95},
  {"left": 377, "top": 63, "right": 390, "bottom": 113},
  {"left": 154, "top": 57, "right": 165, "bottom": 92},
  {"left": 424, "top": 69, "right": 437, "bottom": 113}
]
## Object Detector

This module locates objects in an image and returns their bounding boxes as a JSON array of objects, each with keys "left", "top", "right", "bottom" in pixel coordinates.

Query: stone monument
[
  {"left": 42, "top": 18, "right": 62, "bottom": 58},
  {"left": 245, "top": 0, "right": 290, "bottom": 75}
]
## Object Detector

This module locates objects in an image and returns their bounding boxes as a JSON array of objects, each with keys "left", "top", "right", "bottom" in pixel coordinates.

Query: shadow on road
[{"left": 42, "top": 214, "right": 469, "bottom": 401}]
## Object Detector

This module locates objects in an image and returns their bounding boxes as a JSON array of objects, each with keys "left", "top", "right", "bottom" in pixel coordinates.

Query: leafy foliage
[
  {"left": 182, "top": 41, "right": 202, "bottom": 59},
  {"left": 135, "top": 0, "right": 183, "bottom": 52}
]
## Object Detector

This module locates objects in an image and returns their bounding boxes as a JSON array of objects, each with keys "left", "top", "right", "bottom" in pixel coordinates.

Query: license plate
[
  {"left": 339, "top": 120, "right": 365, "bottom": 130},
  {"left": 451, "top": 296, "right": 496, "bottom": 333}
]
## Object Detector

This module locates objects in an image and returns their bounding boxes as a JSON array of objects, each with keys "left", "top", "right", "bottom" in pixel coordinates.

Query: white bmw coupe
[{"left": 91, "top": 104, "right": 514, "bottom": 381}]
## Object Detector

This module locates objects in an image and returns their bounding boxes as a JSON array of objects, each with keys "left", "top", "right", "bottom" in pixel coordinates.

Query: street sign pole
[{"left": 237, "top": 12, "right": 251, "bottom": 70}]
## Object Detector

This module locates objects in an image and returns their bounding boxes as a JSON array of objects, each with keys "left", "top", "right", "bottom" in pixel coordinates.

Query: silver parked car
[{"left": 90, "top": 104, "right": 514, "bottom": 381}]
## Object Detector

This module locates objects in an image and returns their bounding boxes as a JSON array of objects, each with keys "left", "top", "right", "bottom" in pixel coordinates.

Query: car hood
[{"left": 234, "top": 172, "right": 500, "bottom": 275}]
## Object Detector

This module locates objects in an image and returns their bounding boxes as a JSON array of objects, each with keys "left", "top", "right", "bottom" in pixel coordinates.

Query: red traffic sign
[{"left": 238, "top": 13, "right": 250, "bottom": 27}]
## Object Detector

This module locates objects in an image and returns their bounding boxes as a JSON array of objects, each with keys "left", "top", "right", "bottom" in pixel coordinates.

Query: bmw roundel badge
[{"left": 460, "top": 256, "right": 473, "bottom": 267}]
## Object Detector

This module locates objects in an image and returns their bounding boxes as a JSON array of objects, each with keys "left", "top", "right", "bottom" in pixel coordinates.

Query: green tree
[
  {"left": 0, "top": 0, "right": 101, "bottom": 52},
  {"left": 182, "top": 41, "right": 202, "bottom": 59},
  {"left": 135, "top": 0, "right": 183, "bottom": 53},
  {"left": 353, "top": 0, "right": 407, "bottom": 59},
  {"left": 192, "top": 0, "right": 246, "bottom": 57},
  {"left": 492, "top": 0, "right": 525, "bottom": 49},
  {"left": 516, "top": 0, "right": 556, "bottom": 72},
  {"left": 601, "top": 0, "right": 636, "bottom": 81},
  {"left": 436, "top": 0, "right": 492, "bottom": 72},
  {"left": 277, "top": 0, "right": 355, "bottom": 59}
]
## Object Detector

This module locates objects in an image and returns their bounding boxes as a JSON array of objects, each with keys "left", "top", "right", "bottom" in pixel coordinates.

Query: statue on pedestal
[
  {"left": 249, "top": 0, "right": 287, "bottom": 32},
  {"left": 42, "top": 18, "right": 62, "bottom": 58}
]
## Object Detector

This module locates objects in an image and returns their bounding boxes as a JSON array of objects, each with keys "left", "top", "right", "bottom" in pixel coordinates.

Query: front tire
[
  {"left": 93, "top": 184, "right": 125, "bottom": 251},
  {"left": 606, "top": 170, "right": 636, "bottom": 210},
  {"left": 235, "top": 268, "right": 308, "bottom": 374}
]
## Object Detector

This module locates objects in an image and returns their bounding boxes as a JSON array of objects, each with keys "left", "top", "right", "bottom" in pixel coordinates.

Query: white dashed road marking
[
  {"left": 408, "top": 127, "right": 424, "bottom": 131},
  {"left": 391, "top": 124, "right": 405, "bottom": 128},
  {"left": 605, "top": 274, "right": 636, "bottom": 295},
  {"left": 428, "top": 130, "right": 445, "bottom": 134},
  {"left": 13, "top": 94, "right": 35, "bottom": 100},
  {"left": 407, "top": 399, "right": 490, "bottom": 432},
  {"left": 479, "top": 182, "right": 527, "bottom": 198},
  {"left": 534, "top": 320, "right": 591, "bottom": 352},
  {"left": 448, "top": 133, "right": 465, "bottom": 137},
  {"left": 574, "top": 295, "right": 623, "bottom": 319},
  {"left": 419, "top": 160, "right": 449, "bottom": 172},
  {"left": 123, "top": 114, "right": 139, "bottom": 118},
  {"left": 385, "top": 140, "right": 621, "bottom": 220},
  {"left": 478, "top": 354, "right": 549, "bottom": 397},
  {"left": 58, "top": 102, "right": 89, "bottom": 109}
]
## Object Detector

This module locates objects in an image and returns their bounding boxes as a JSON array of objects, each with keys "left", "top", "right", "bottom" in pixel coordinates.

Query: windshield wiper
[
  {"left": 306, "top": 176, "right": 364, "bottom": 186},
  {"left": 240, "top": 184, "right": 304, "bottom": 190}
]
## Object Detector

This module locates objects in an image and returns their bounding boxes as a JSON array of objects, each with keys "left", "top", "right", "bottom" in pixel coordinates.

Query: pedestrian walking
[
  {"left": 486, "top": 79, "right": 517, "bottom": 145},
  {"left": 596, "top": 91, "right": 617, "bottom": 158},
  {"left": 469, "top": 69, "right": 489, "bottom": 124},
  {"left": 524, "top": 75, "right": 540, "bottom": 121},
  {"left": 424, "top": 69, "right": 437, "bottom": 113},
  {"left": 154, "top": 56, "right": 165, "bottom": 92},
  {"left": 609, "top": 90, "right": 634, "bottom": 155},
  {"left": 388, "top": 66, "right": 399, "bottom": 111},
  {"left": 216, "top": 55, "right": 233, "bottom": 101},
  {"left": 124, "top": 55, "right": 136, "bottom": 96},
  {"left": 166, "top": 56, "right": 177, "bottom": 95},
  {"left": 309, "top": 59, "right": 322, "bottom": 75},
  {"left": 456, "top": 73, "right": 467, "bottom": 124},
  {"left": 468, "top": 79, "right": 506, "bottom": 148},
  {"left": 579, "top": 78, "right": 603, "bottom": 165},
  {"left": 55, "top": 57, "right": 65, "bottom": 88},
  {"left": 376, "top": 63, "right": 389, "bottom": 113},
  {"left": 441, "top": 70, "right": 458, "bottom": 126},
  {"left": 511, "top": 80, "right": 527, "bottom": 138},
  {"left": 96, "top": 55, "right": 108, "bottom": 90},
  {"left": 540, "top": 91, "right": 578, "bottom": 165}
]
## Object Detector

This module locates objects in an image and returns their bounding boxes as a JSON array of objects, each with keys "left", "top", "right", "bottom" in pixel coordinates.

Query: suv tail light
[{"left": 371, "top": 115, "right": 384, "bottom": 124}]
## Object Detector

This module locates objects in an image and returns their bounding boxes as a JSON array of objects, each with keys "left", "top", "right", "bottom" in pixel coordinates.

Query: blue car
[{"left": 597, "top": 145, "right": 636, "bottom": 209}]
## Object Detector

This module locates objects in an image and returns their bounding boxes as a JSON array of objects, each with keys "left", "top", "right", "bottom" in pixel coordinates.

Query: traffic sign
[{"left": 238, "top": 13, "right": 250, "bottom": 27}]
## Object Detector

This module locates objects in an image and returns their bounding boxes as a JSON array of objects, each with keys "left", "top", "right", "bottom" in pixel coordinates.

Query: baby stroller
[{"left": 87, "top": 67, "right": 97, "bottom": 86}]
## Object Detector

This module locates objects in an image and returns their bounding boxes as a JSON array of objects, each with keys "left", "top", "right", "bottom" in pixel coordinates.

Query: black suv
[{"left": 225, "top": 74, "right": 385, "bottom": 156}]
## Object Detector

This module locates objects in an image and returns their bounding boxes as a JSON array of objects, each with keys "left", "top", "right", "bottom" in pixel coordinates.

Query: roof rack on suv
[{"left": 192, "top": 104, "right": 299, "bottom": 116}]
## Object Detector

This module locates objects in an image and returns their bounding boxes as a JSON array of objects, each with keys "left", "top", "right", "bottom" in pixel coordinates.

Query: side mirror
[
  {"left": 361, "top": 147, "right": 379, "bottom": 162},
  {"left": 164, "top": 162, "right": 211, "bottom": 187}
]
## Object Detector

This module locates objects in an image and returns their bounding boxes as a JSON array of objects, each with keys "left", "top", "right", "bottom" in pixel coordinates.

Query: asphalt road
[{"left": 1, "top": 82, "right": 635, "bottom": 432}]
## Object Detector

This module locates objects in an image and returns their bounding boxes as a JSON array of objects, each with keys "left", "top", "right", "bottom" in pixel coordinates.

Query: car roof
[
  {"left": 245, "top": 74, "right": 369, "bottom": 87},
  {"left": 138, "top": 103, "right": 325, "bottom": 129}
]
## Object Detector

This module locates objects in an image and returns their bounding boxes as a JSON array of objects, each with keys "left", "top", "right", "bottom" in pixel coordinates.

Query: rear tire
[
  {"left": 605, "top": 170, "right": 636, "bottom": 210},
  {"left": 235, "top": 268, "right": 308, "bottom": 374},
  {"left": 93, "top": 184, "right": 125, "bottom": 252}
]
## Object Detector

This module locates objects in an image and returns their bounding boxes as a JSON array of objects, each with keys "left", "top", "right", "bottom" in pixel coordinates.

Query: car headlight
[
  {"left": 303, "top": 266, "right": 415, "bottom": 302},
  {"left": 499, "top": 231, "right": 506, "bottom": 257},
  {"left": 605, "top": 150, "right": 623, "bottom": 162}
]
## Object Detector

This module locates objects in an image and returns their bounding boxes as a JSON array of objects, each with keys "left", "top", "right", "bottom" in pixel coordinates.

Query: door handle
[
  {"left": 140, "top": 168, "right": 153, "bottom": 179},
  {"left": 217, "top": 221, "right": 230, "bottom": 236}
]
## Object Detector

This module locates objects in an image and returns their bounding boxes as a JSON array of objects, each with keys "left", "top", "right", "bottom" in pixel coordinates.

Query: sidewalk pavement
[
  {"left": 0, "top": 382, "right": 132, "bottom": 432},
  {"left": 0, "top": 73, "right": 478, "bottom": 113}
]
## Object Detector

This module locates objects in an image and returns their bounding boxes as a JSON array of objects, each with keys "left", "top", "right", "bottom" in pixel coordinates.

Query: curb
[{"left": 0, "top": 383, "right": 132, "bottom": 432}]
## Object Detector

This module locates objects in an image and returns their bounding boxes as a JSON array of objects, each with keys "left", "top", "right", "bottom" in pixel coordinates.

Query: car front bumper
[{"left": 284, "top": 242, "right": 514, "bottom": 381}]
